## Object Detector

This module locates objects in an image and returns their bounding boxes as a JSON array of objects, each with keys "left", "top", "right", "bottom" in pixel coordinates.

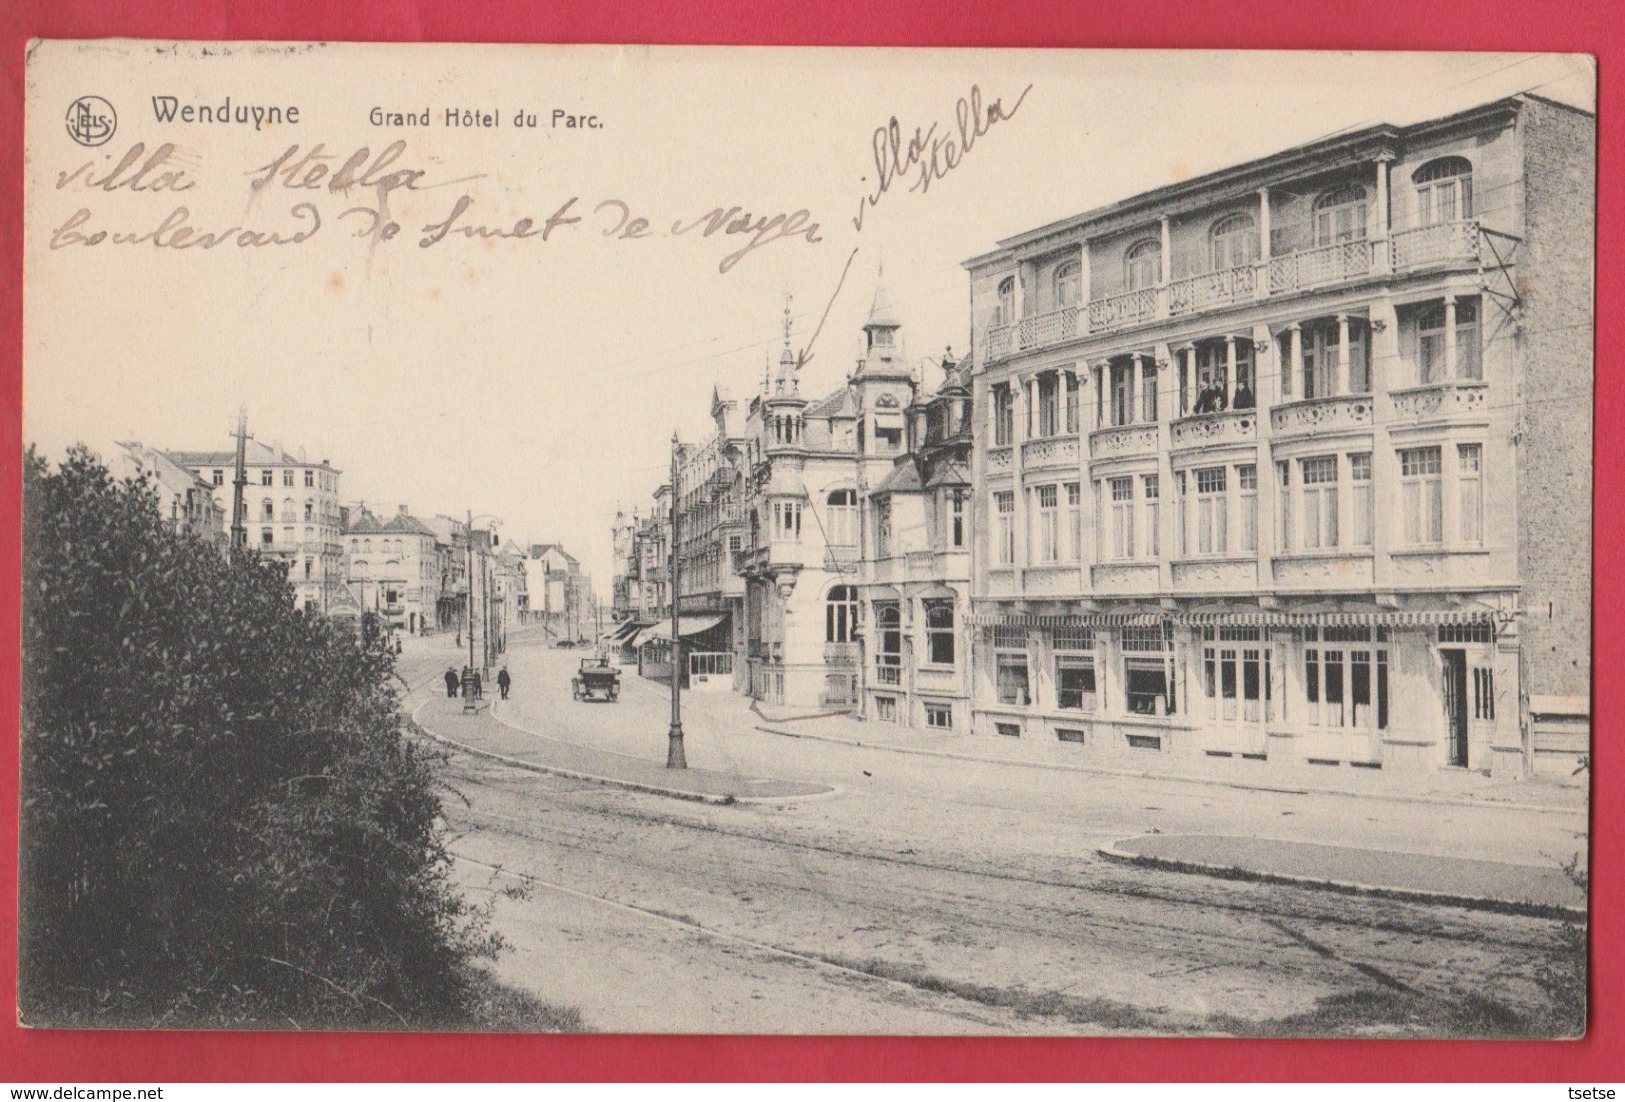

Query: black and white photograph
[{"left": 19, "top": 42, "right": 1595, "bottom": 1037}]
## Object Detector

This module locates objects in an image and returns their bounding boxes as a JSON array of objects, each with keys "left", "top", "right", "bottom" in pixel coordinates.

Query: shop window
[
  {"left": 996, "top": 652, "right": 1030, "bottom": 706},
  {"left": 1201, "top": 627, "right": 1272, "bottom": 724}
]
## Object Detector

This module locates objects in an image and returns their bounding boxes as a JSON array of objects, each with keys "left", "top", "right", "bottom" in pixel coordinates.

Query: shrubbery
[{"left": 20, "top": 447, "right": 500, "bottom": 1028}]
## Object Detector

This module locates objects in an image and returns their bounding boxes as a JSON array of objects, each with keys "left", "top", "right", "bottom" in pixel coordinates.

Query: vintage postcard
[{"left": 19, "top": 42, "right": 1594, "bottom": 1036}]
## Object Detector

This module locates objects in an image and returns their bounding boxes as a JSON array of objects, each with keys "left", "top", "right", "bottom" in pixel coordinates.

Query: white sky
[{"left": 23, "top": 45, "right": 1594, "bottom": 588}]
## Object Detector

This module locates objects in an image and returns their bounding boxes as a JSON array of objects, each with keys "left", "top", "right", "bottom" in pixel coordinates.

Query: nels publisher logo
[{"left": 65, "top": 95, "right": 117, "bottom": 147}]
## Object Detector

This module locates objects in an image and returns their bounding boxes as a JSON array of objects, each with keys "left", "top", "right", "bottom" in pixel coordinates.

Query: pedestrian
[
  {"left": 1193, "top": 373, "right": 1216, "bottom": 414},
  {"left": 497, "top": 667, "right": 512, "bottom": 700},
  {"left": 444, "top": 666, "right": 459, "bottom": 699},
  {"left": 473, "top": 670, "right": 484, "bottom": 699}
]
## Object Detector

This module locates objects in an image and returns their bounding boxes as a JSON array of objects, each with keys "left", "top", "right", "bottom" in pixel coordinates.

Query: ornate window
[
  {"left": 1414, "top": 157, "right": 1473, "bottom": 224},
  {"left": 1210, "top": 213, "right": 1259, "bottom": 270},
  {"left": 1313, "top": 184, "right": 1369, "bottom": 246},
  {"left": 825, "top": 584, "right": 858, "bottom": 643},
  {"left": 1054, "top": 260, "right": 1082, "bottom": 308},
  {"left": 1124, "top": 239, "right": 1162, "bottom": 291}
]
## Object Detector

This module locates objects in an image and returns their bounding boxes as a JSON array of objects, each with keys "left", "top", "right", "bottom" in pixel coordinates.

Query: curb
[
  {"left": 1095, "top": 839, "right": 1587, "bottom": 920},
  {"left": 410, "top": 698, "right": 736, "bottom": 806},
  {"left": 752, "top": 724, "right": 1583, "bottom": 816}
]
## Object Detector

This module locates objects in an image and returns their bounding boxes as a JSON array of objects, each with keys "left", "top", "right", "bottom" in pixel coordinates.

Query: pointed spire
[{"left": 866, "top": 276, "right": 900, "bottom": 330}]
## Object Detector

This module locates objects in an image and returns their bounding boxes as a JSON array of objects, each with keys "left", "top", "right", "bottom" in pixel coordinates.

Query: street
[{"left": 400, "top": 634, "right": 1585, "bottom": 1035}]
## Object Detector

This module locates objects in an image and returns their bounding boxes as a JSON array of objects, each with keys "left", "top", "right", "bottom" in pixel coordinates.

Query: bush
[{"left": 20, "top": 447, "right": 499, "bottom": 1028}]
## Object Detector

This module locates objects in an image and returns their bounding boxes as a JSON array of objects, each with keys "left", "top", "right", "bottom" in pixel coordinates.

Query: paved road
[{"left": 398, "top": 635, "right": 1585, "bottom": 1036}]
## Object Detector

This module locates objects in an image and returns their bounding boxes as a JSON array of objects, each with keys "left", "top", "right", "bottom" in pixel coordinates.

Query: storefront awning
[
  {"left": 637, "top": 614, "right": 728, "bottom": 643},
  {"left": 608, "top": 620, "right": 647, "bottom": 642}
]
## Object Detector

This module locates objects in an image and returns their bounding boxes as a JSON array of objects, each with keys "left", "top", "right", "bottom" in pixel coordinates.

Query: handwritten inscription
[
  {"left": 853, "top": 82, "right": 1033, "bottom": 232},
  {"left": 45, "top": 143, "right": 823, "bottom": 273}
]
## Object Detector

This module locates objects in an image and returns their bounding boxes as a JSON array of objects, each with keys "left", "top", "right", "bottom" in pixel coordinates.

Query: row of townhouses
[
  {"left": 611, "top": 93, "right": 1592, "bottom": 781},
  {"left": 117, "top": 436, "right": 585, "bottom": 668}
]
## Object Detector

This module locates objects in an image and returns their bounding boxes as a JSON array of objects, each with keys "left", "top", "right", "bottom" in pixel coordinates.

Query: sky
[{"left": 22, "top": 44, "right": 1594, "bottom": 590}]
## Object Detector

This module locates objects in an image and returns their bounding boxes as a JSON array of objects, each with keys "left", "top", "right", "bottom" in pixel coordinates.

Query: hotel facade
[{"left": 963, "top": 94, "right": 1592, "bottom": 778}]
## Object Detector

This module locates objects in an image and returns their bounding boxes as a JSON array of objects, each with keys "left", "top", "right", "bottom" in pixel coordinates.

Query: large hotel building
[{"left": 963, "top": 94, "right": 1592, "bottom": 778}]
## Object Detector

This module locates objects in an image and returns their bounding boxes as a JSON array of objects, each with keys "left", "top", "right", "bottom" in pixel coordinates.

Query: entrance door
[{"left": 1441, "top": 649, "right": 1468, "bottom": 767}]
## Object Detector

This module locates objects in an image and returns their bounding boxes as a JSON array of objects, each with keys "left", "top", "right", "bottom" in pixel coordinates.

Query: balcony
[
  {"left": 1088, "top": 287, "right": 1160, "bottom": 334},
  {"left": 824, "top": 642, "right": 860, "bottom": 667},
  {"left": 1169, "top": 409, "right": 1257, "bottom": 452},
  {"left": 1390, "top": 220, "right": 1480, "bottom": 272},
  {"left": 986, "top": 305, "right": 1082, "bottom": 362},
  {"left": 1270, "top": 394, "right": 1373, "bottom": 439},
  {"left": 1168, "top": 264, "right": 1257, "bottom": 316},
  {"left": 1021, "top": 435, "right": 1081, "bottom": 470},
  {"left": 824, "top": 545, "right": 859, "bottom": 572},
  {"left": 874, "top": 664, "right": 903, "bottom": 687},
  {"left": 1089, "top": 422, "right": 1159, "bottom": 461},
  {"left": 1267, "top": 240, "right": 1375, "bottom": 294},
  {"left": 1389, "top": 380, "right": 1490, "bottom": 422},
  {"left": 987, "top": 446, "right": 1014, "bottom": 474}
]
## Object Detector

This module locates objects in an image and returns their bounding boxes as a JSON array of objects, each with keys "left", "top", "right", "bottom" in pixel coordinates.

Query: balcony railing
[
  {"left": 1168, "top": 264, "right": 1257, "bottom": 316},
  {"left": 1088, "top": 287, "right": 1160, "bottom": 334},
  {"left": 1270, "top": 394, "right": 1374, "bottom": 438},
  {"left": 824, "top": 642, "right": 860, "bottom": 666},
  {"left": 874, "top": 664, "right": 902, "bottom": 686},
  {"left": 1268, "top": 240, "right": 1374, "bottom": 294},
  {"left": 1089, "top": 422, "right": 1160, "bottom": 460},
  {"left": 1169, "top": 408, "right": 1257, "bottom": 450},
  {"left": 1390, "top": 220, "right": 1481, "bottom": 272}
]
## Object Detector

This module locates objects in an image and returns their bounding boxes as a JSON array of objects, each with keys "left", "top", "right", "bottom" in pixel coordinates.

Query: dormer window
[
  {"left": 1414, "top": 157, "right": 1473, "bottom": 225},
  {"left": 873, "top": 328, "right": 894, "bottom": 348}
]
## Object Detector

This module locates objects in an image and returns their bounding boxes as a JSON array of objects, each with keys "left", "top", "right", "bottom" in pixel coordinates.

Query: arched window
[
  {"left": 352, "top": 559, "right": 369, "bottom": 580},
  {"left": 996, "top": 276, "right": 1016, "bottom": 326},
  {"left": 924, "top": 601, "right": 956, "bottom": 666},
  {"left": 304, "top": 498, "right": 315, "bottom": 522},
  {"left": 1414, "top": 157, "right": 1473, "bottom": 225},
  {"left": 1054, "top": 261, "right": 1082, "bottom": 308},
  {"left": 363, "top": 539, "right": 372, "bottom": 553},
  {"left": 1210, "top": 213, "right": 1259, "bottom": 270},
  {"left": 1313, "top": 184, "right": 1369, "bottom": 246},
  {"left": 826, "top": 584, "right": 858, "bottom": 644},
  {"left": 826, "top": 488, "right": 857, "bottom": 546},
  {"left": 1124, "top": 239, "right": 1162, "bottom": 291}
]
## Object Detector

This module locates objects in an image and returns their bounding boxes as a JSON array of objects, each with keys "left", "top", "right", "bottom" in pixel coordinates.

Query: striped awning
[{"left": 969, "top": 611, "right": 1165, "bottom": 628}]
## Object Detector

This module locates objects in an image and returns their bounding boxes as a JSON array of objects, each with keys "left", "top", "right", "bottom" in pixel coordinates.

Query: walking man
[
  {"left": 497, "top": 667, "right": 512, "bottom": 700},
  {"left": 444, "top": 666, "right": 459, "bottom": 699}
]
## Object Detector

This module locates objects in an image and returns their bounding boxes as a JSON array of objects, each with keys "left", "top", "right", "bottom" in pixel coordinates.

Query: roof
[
  {"left": 873, "top": 458, "right": 924, "bottom": 495},
  {"left": 118, "top": 442, "right": 214, "bottom": 492},
  {"left": 963, "top": 93, "right": 1574, "bottom": 269},
  {"left": 530, "top": 543, "right": 579, "bottom": 564},
  {"left": 804, "top": 387, "right": 857, "bottom": 419},
  {"left": 169, "top": 438, "right": 338, "bottom": 471},
  {"left": 865, "top": 279, "right": 900, "bottom": 328}
]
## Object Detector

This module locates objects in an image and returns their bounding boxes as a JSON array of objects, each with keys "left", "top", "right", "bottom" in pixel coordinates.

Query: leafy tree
[{"left": 20, "top": 447, "right": 498, "bottom": 1027}]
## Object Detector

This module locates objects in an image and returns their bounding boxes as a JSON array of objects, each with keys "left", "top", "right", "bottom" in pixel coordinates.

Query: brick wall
[{"left": 1515, "top": 96, "right": 1595, "bottom": 702}]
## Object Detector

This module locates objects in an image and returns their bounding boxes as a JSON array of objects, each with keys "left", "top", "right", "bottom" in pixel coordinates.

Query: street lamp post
[
  {"left": 666, "top": 431, "right": 686, "bottom": 770},
  {"left": 461, "top": 510, "right": 503, "bottom": 714}
]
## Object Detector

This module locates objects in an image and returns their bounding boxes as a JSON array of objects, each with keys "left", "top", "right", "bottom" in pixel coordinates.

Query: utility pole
[
  {"left": 229, "top": 407, "right": 249, "bottom": 559},
  {"left": 666, "top": 431, "right": 686, "bottom": 769}
]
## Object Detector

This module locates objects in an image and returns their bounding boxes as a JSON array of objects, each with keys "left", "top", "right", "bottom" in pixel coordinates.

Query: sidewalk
[
  {"left": 412, "top": 694, "right": 834, "bottom": 805},
  {"left": 751, "top": 706, "right": 1587, "bottom": 814},
  {"left": 1100, "top": 833, "right": 1586, "bottom": 916}
]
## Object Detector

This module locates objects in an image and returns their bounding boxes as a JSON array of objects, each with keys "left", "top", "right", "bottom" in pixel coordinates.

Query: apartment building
[
  {"left": 963, "top": 94, "right": 1593, "bottom": 778},
  {"left": 171, "top": 440, "right": 344, "bottom": 613}
]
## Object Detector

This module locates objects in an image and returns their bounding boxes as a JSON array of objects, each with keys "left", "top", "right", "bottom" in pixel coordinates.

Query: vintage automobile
[{"left": 571, "top": 656, "right": 621, "bottom": 702}]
